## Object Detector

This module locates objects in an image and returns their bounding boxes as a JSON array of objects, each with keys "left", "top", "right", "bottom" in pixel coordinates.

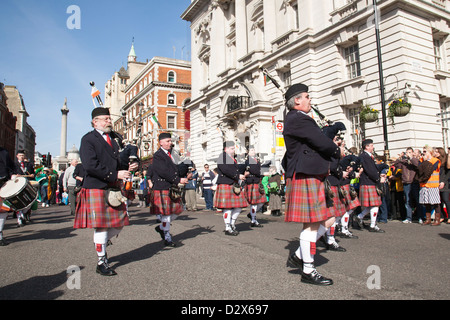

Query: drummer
[
  {"left": 0, "top": 146, "right": 15, "bottom": 246},
  {"left": 13, "top": 150, "right": 35, "bottom": 225}
]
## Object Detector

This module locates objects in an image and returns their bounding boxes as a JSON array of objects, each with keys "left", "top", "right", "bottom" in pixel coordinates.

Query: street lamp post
[{"left": 373, "top": 0, "right": 389, "bottom": 159}]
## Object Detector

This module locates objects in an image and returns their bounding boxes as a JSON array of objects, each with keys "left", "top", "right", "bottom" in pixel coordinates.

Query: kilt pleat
[
  {"left": 327, "top": 186, "right": 347, "bottom": 217},
  {"left": 150, "top": 190, "right": 183, "bottom": 216},
  {"left": 214, "top": 184, "right": 248, "bottom": 209},
  {"left": 359, "top": 185, "right": 381, "bottom": 207},
  {"left": 244, "top": 183, "right": 267, "bottom": 205},
  {"left": 342, "top": 184, "right": 360, "bottom": 211},
  {"left": 74, "top": 188, "right": 129, "bottom": 229},
  {"left": 284, "top": 173, "right": 332, "bottom": 223}
]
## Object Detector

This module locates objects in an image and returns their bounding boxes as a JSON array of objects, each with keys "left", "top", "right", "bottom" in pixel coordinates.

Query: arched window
[
  {"left": 168, "top": 71, "right": 176, "bottom": 83},
  {"left": 168, "top": 93, "right": 176, "bottom": 105}
]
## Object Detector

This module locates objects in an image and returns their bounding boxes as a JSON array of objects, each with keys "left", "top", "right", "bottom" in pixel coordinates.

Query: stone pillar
[
  {"left": 60, "top": 98, "right": 69, "bottom": 158},
  {"left": 235, "top": 0, "right": 247, "bottom": 61}
]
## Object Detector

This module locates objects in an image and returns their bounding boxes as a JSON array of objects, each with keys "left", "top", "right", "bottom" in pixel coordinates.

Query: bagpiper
[
  {"left": 244, "top": 146, "right": 266, "bottom": 228},
  {"left": 354, "top": 139, "right": 385, "bottom": 233},
  {"left": 283, "top": 83, "right": 341, "bottom": 286},
  {"left": 74, "top": 107, "right": 138, "bottom": 276},
  {"left": 151, "top": 132, "right": 189, "bottom": 247},
  {"left": 214, "top": 141, "right": 249, "bottom": 236}
]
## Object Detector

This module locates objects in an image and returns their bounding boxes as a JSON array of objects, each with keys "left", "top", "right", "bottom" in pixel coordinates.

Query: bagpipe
[{"left": 90, "top": 82, "right": 140, "bottom": 191}]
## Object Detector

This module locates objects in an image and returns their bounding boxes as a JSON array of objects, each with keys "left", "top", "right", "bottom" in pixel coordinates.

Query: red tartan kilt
[
  {"left": 214, "top": 184, "right": 248, "bottom": 209},
  {"left": 327, "top": 186, "right": 347, "bottom": 217},
  {"left": 74, "top": 188, "right": 129, "bottom": 229},
  {"left": 359, "top": 185, "right": 382, "bottom": 207},
  {"left": 342, "top": 184, "right": 360, "bottom": 210},
  {"left": 244, "top": 183, "right": 266, "bottom": 205},
  {"left": 284, "top": 173, "right": 332, "bottom": 223},
  {"left": 150, "top": 190, "right": 183, "bottom": 216}
]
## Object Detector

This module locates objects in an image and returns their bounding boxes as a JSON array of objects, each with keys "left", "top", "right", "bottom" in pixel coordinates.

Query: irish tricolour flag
[{"left": 149, "top": 114, "right": 163, "bottom": 129}]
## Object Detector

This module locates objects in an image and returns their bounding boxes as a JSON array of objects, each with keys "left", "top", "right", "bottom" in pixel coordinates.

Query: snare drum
[{"left": 0, "top": 177, "right": 38, "bottom": 211}]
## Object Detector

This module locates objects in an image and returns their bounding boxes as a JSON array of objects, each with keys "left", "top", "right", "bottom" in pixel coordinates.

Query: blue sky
[{"left": 0, "top": 0, "right": 191, "bottom": 158}]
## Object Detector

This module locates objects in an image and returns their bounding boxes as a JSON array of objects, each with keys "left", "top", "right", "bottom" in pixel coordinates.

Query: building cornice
[
  {"left": 181, "top": 0, "right": 210, "bottom": 21},
  {"left": 125, "top": 57, "right": 191, "bottom": 93}
]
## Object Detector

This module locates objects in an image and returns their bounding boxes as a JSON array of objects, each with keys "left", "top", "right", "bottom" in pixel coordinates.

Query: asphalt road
[{"left": 1, "top": 198, "right": 449, "bottom": 304}]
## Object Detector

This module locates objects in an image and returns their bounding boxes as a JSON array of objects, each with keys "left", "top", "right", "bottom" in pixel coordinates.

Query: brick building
[{"left": 111, "top": 50, "right": 191, "bottom": 160}]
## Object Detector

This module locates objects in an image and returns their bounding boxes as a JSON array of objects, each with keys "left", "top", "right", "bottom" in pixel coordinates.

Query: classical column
[
  {"left": 235, "top": 0, "right": 248, "bottom": 61},
  {"left": 60, "top": 98, "right": 69, "bottom": 158}
]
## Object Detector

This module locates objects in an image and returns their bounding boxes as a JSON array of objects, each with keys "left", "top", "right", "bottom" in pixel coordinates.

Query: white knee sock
[
  {"left": 326, "top": 222, "right": 337, "bottom": 244},
  {"left": 250, "top": 205, "right": 257, "bottom": 222},
  {"left": 17, "top": 211, "right": 24, "bottom": 224},
  {"left": 250, "top": 203, "right": 263, "bottom": 223},
  {"left": 223, "top": 209, "right": 232, "bottom": 231},
  {"left": 160, "top": 215, "right": 172, "bottom": 241},
  {"left": 299, "top": 229, "right": 318, "bottom": 274},
  {"left": 370, "top": 207, "right": 379, "bottom": 227},
  {"left": 93, "top": 230, "right": 108, "bottom": 263},
  {"left": 231, "top": 208, "right": 241, "bottom": 228},
  {"left": 341, "top": 210, "right": 353, "bottom": 231}
]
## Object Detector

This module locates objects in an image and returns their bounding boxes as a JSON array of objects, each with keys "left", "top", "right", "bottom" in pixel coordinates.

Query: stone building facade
[{"left": 182, "top": 0, "right": 450, "bottom": 170}]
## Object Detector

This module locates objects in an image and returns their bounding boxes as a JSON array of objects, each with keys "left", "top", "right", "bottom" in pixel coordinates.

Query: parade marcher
[
  {"left": 244, "top": 146, "right": 266, "bottom": 227},
  {"left": 354, "top": 139, "right": 385, "bottom": 233},
  {"left": 74, "top": 107, "right": 138, "bottom": 276},
  {"left": 322, "top": 142, "right": 348, "bottom": 252},
  {"left": 214, "top": 141, "right": 249, "bottom": 236},
  {"left": 267, "top": 166, "right": 282, "bottom": 217},
  {"left": 151, "top": 133, "right": 189, "bottom": 247},
  {"left": 282, "top": 83, "right": 341, "bottom": 286},
  {"left": 337, "top": 153, "right": 361, "bottom": 239},
  {"left": 0, "top": 146, "right": 15, "bottom": 246},
  {"left": 13, "top": 150, "right": 35, "bottom": 225}
]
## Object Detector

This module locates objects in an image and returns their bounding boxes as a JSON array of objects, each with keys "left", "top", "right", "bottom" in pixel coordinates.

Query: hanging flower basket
[
  {"left": 360, "top": 104, "right": 379, "bottom": 124},
  {"left": 387, "top": 98, "right": 411, "bottom": 125}
]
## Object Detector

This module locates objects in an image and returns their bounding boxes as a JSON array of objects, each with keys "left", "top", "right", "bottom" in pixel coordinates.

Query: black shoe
[
  {"left": 368, "top": 225, "right": 385, "bottom": 233},
  {"left": 155, "top": 225, "right": 165, "bottom": 240},
  {"left": 301, "top": 269, "right": 333, "bottom": 286},
  {"left": 164, "top": 240, "right": 176, "bottom": 247},
  {"left": 247, "top": 213, "right": 252, "bottom": 221},
  {"left": 287, "top": 253, "right": 303, "bottom": 268},
  {"left": 224, "top": 229, "right": 239, "bottom": 236},
  {"left": 325, "top": 241, "right": 347, "bottom": 252},
  {"left": 250, "top": 222, "right": 263, "bottom": 228},
  {"left": 96, "top": 261, "right": 117, "bottom": 276}
]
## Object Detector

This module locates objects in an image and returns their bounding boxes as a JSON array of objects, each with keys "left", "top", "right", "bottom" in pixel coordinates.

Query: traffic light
[
  {"left": 42, "top": 155, "right": 47, "bottom": 166},
  {"left": 47, "top": 153, "right": 52, "bottom": 167}
]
